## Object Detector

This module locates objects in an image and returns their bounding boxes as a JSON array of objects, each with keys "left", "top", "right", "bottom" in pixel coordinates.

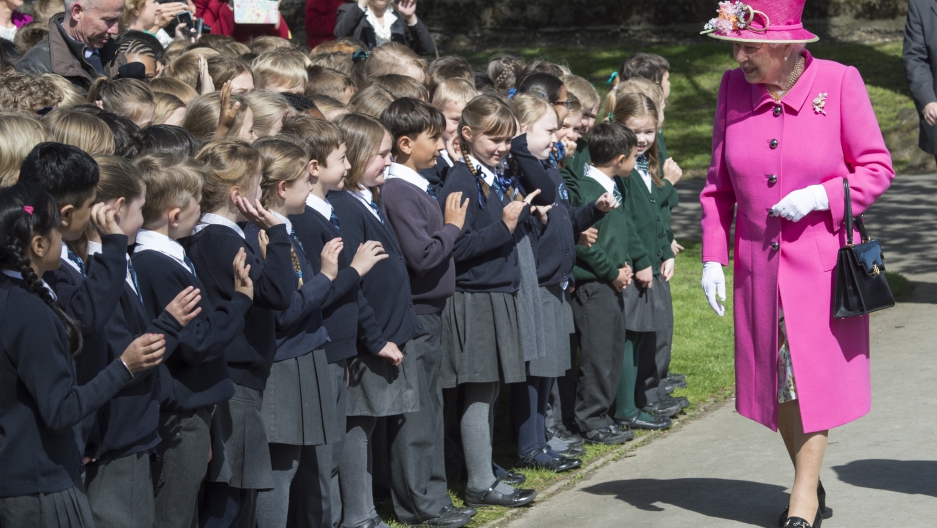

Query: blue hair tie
[
  {"left": 507, "top": 87, "right": 517, "bottom": 99},
  {"left": 352, "top": 49, "right": 370, "bottom": 63},
  {"left": 606, "top": 71, "right": 618, "bottom": 87}
]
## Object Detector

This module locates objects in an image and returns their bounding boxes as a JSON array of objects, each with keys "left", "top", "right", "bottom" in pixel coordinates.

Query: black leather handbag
[{"left": 833, "top": 179, "right": 895, "bottom": 318}]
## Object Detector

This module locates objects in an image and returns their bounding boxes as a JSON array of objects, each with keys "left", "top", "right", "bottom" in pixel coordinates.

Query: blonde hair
[
  {"left": 93, "top": 154, "right": 146, "bottom": 204},
  {"left": 86, "top": 78, "right": 156, "bottom": 125},
  {"left": 39, "top": 74, "right": 84, "bottom": 108},
  {"left": 561, "top": 75, "right": 600, "bottom": 113},
  {"left": 0, "top": 115, "right": 49, "bottom": 188},
  {"left": 194, "top": 35, "right": 248, "bottom": 58},
  {"left": 307, "top": 95, "right": 350, "bottom": 121},
  {"left": 0, "top": 72, "right": 64, "bottom": 112},
  {"left": 182, "top": 92, "right": 250, "bottom": 143},
  {"left": 162, "top": 40, "right": 189, "bottom": 65},
  {"left": 280, "top": 115, "right": 345, "bottom": 164},
  {"left": 196, "top": 139, "right": 262, "bottom": 213},
  {"left": 353, "top": 42, "right": 426, "bottom": 87},
  {"left": 164, "top": 50, "right": 221, "bottom": 90},
  {"left": 458, "top": 95, "right": 517, "bottom": 197},
  {"left": 252, "top": 50, "right": 310, "bottom": 92},
  {"left": 204, "top": 56, "right": 252, "bottom": 93},
  {"left": 312, "top": 38, "right": 365, "bottom": 56},
  {"left": 43, "top": 109, "right": 116, "bottom": 155},
  {"left": 120, "top": 0, "right": 151, "bottom": 30},
  {"left": 249, "top": 36, "right": 294, "bottom": 55},
  {"left": 349, "top": 85, "right": 394, "bottom": 118},
  {"left": 612, "top": 77, "right": 664, "bottom": 117},
  {"left": 371, "top": 74, "right": 429, "bottom": 101},
  {"left": 245, "top": 90, "right": 294, "bottom": 137},
  {"left": 607, "top": 92, "right": 663, "bottom": 187},
  {"left": 511, "top": 93, "right": 553, "bottom": 129},
  {"left": 304, "top": 66, "right": 356, "bottom": 101},
  {"left": 431, "top": 78, "right": 477, "bottom": 111},
  {"left": 136, "top": 152, "right": 206, "bottom": 226},
  {"left": 154, "top": 93, "right": 186, "bottom": 125},
  {"left": 308, "top": 51, "right": 353, "bottom": 76},
  {"left": 253, "top": 137, "right": 310, "bottom": 207},
  {"left": 333, "top": 113, "right": 388, "bottom": 190},
  {"left": 149, "top": 77, "right": 199, "bottom": 106}
]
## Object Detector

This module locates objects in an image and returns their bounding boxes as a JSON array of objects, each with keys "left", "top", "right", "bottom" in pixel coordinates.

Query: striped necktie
[
  {"left": 182, "top": 254, "right": 197, "bottom": 277},
  {"left": 329, "top": 210, "right": 341, "bottom": 230},
  {"left": 368, "top": 201, "right": 384, "bottom": 224},
  {"left": 127, "top": 259, "right": 144, "bottom": 305},
  {"left": 425, "top": 185, "right": 436, "bottom": 198},
  {"left": 66, "top": 249, "right": 86, "bottom": 276}
]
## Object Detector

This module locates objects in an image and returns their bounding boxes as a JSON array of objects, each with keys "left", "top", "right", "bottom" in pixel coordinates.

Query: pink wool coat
[{"left": 700, "top": 51, "right": 895, "bottom": 433}]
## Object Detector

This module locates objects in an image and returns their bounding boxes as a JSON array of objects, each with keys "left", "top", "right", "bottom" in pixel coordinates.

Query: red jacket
[
  {"left": 304, "top": 0, "right": 343, "bottom": 48},
  {"left": 194, "top": 0, "right": 291, "bottom": 43}
]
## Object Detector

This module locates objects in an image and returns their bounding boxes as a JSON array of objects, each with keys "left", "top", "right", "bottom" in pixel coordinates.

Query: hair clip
[
  {"left": 606, "top": 112, "right": 615, "bottom": 121},
  {"left": 352, "top": 49, "right": 370, "bottom": 63},
  {"left": 606, "top": 71, "right": 618, "bottom": 87},
  {"left": 23, "top": 205, "right": 34, "bottom": 215},
  {"left": 507, "top": 87, "right": 517, "bottom": 99}
]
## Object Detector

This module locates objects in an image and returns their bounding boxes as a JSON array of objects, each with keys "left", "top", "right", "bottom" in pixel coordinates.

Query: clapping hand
[
  {"left": 165, "top": 286, "right": 202, "bottom": 326},
  {"left": 198, "top": 54, "right": 214, "bottom": 95},
  {"left": 594, "top": 192, "right": 619, "bottom": 212},
  {"left": 319, "top": 238, "right": 343, "bottom": 281},
  {"left": 214, "top": 81, "right": 239, "bottom": 138}
]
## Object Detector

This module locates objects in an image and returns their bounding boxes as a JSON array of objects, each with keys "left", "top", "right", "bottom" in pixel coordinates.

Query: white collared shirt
[
  {"left": 134, "top": 229, "right": 193, "bottom": 275},
  {"left": 306, "top": 194, "right": 334, "bottom": 222},
  {"left": 195, "top": 213, "right": 246, "bottom": 239},
  {"left": 349, "top": 185, "right": 381, "bottom": 222},
  {"left": 2, "top": 269, "right": 57, "bottom": 300},
  {"left": 88, "top": 240, "right": 138, "bottom": 295},
  {"left": 465, "top": 155, "right": 496, "bottom": 187},
  {"left": 386, "top": 163, "right": 432, "bottom": 194},
  {"left": 271, "top": 211, "right": 293, "bottom": 235},
  {"left": 584, "top": 165, "right": 617, "bottom": 196},
  {"left": 440, "top": 149, "right": 455, "bottom": 168},
  {"left": 60, "top": 242, "right": 82, "bottom": 274}
]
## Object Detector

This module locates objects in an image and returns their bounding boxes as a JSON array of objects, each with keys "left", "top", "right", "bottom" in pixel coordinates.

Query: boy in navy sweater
[
  {"left": 381, "top": 98, "right": 474, "bottom": 527},
  {"left": 131, "top": 153, "right": 255, "bottom": 528}
]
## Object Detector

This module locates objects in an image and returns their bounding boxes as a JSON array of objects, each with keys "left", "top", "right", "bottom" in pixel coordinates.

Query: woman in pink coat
[{"left": 699, "top": 1, "right": 894, "bottom": 527}]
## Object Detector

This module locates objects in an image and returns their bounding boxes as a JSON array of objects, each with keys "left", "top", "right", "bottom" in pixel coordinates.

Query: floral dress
[{"left": 777, "top": 307, "right": 797, "bottom": 403}]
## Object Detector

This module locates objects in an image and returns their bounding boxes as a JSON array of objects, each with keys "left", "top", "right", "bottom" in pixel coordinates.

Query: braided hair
[{"left": 0, "top": 184, "right": 83, "bottom": 357}]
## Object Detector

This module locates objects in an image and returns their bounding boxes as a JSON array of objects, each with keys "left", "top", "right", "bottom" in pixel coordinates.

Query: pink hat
[{"left": 701, "top": 0, "right": 819, "bottom": 44}]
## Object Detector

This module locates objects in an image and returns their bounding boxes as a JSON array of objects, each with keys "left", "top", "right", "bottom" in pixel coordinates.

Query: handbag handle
[{"left": 843, "top": 179, "right": 870, "bottom": 246}]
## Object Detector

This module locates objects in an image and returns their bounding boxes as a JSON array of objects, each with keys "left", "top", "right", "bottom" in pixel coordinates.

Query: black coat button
[
  {"left": 771, "top": 242, "right": 779, "bottom": 250},
  {"left": 774, "top": 106, "right": 782, "bottom": 116},
  {"left": 769, "top": 139, "right": 778, "bottom": 149},
  {"left": 768, "top": 174, "right": 777, "bottom": 184}
]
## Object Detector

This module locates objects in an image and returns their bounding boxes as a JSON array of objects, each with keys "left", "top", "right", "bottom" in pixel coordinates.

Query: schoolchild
[
  {"left": 132, "top": 152, "right": 255, "bottom": 528},
  {"left": 436, "top": 94, "right": 538, "bottom": 508},
  {"left": 247, "top": 137, "right": 343, "bottom": 528},
  {"left": 329, "top": 113, "right": 422, "bottom": 528},
  {"left": 570, "top": 121, "right": 646, "bottom": 445},
  {"left": 279, "top": 116, "right": 388, "bottom": 528},
  {"left": 380, "top": 97, "right": 475, "bottom": 527},
  {"left": 421, "top": 78, "right": 477, "bottom": 193},
  {"left": 183, "top": 138, "right": 296, "bottom": 528},
  {"left": 608, "top": 93, "right": 678, "bottom": 431},
  {"left": 0, "top": 183, "right": 165, "bottom": 528},
  {"left": 83, "top": 155, "right": 202, "bottom": 528}
]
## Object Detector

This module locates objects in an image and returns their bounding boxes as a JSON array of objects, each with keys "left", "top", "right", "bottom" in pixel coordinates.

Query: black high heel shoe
[
  {"left": 782, "top": 506, "right": 822, "bottom": 528},
  {"left": 779, "top": 480, "right": 826, "bottom": 527}
]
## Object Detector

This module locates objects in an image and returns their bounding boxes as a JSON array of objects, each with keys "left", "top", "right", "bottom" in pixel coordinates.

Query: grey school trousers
[
  {"left": 570, "top": 281, "right": 626, "bottom": 432},
  {"left": 85, "top": 451, "right": 155, "bottom": 528}
]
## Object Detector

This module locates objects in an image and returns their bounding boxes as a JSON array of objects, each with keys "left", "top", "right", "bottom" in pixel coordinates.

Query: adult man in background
[{"left": 903, "top": 0, "right": 937, "bottom": 165}]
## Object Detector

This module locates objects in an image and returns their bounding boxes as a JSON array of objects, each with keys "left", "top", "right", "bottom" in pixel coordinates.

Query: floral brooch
[
  {"left": 702, "top": 1, "right": 770, "bottom": 35},
  {"left": 812, "top": 93, "right": 828, "bottom": 115}
]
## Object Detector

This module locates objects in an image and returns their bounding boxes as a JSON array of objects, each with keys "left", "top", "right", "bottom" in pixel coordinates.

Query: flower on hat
[{"left": 704, "top": 1, "right": 748, "bottom": 33}]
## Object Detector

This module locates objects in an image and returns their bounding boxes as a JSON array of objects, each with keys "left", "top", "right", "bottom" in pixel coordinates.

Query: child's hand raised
[
  {"left": 376, "top": 342, "right": 403, "bottom": 367},
  {"left": 214, "top": 80, "right": 239, "bottom": 138},
  {"left": 236, "top": 197, "right": 284, "bottom": 230},
  {"left": 165, "top": 286, "right": 202, "bottom": 327},
  {"left": 446, "top": 136, "right": 462, "bottom": 162},
  {"left": 501, "top": 201, "right": 526, "bottom": 233},
  {"left": 350, "top": 240, "right": 387, "bottom": 277},
  {"left": 663, "top": 158, "right": 683, "bottom": 185},
  {"left": 635, "top": 266, "right": 653, "bottom": 289},
  {"left": 661, "top": 258, "right": 675, "bottom": 282},
  {"left": 257, "top": 229, "right": 269, "bottom": 259},
  {"left": 531, "top": 204, "right": 552, "bottom": 225},
  {"left": 444, "top": 192, "right": 469, "bottom": 230},
  {"left": 90, "top": 202, "right": 124, "bottom": 236},
  {"left": 595, "top": 192, "right": 619, "bottom": 212},
  {"left": 198, "top": 54, "right": 214, "bottom": 95},
  {"left": 233, "top": 247, "right": 254, "bottom": 300},
  {"left": 320, "top": 238, "right": 343, "bottom": 281},
  {"left": 577, "top": 227, "right": 598, "bottom": 248},
  {"left": 120, "top": 333, "right": 166, "bottom": 374}
]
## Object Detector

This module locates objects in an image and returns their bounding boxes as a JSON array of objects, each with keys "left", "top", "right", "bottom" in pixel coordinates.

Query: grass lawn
[
  {"left": 462, "top": 40, "right": 917, "bottom": 176},
  {"left": 382, "top": 241, "right": 736, "bottom": 527}
]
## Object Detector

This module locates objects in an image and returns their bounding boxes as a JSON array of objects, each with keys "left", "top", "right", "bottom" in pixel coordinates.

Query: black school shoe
[
  {"left": 556, "top": 443, "right": 586, "bottom": 457},
  {"left": 498, "top": 469, "right": 526, "bottom": 486},
  {"left": 642, "top": 398, "right": 683, "bottom": 418},
  {"left": 782, "top": 508, "right": 822, "bottom": 528},
  {"left": 515, "top": 446, "right": 582, "bottom": 473},
  {"left": 420, "top": 505, "right": 472, "bottom": 527},
  {"left": 548, "top": 424, "right": 585, "bottom": 446},
  {"left": 464, "top": 478, "right": 537, "bottom": 508},
  {"left": 613, "top": 413, "right": 672, "bottom": 431},
  {"left": 452, "top": 504, "right": 477, "bottom": 517},
  {"left": 581, "top": 426, "right": 634, "bottom": 445}
]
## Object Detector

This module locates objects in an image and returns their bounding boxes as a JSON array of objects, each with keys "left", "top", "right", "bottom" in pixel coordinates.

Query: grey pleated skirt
[
  {"left": 0, "top": 485, "right": 95, "bottom": 528},
  {"left": 345, "top": 340, "right": 420, "bottom": 418},
  {"left": 207, "top": 383, "right": 274, "bottom": 490},
  {"left": 516, "top": 233, "right": 547, "bottom": 363},
  {"left": 623, "top": 273, "right": 673, "bottom": 332},
  {"left": 440, "top": 291, "right": 526, "bottom": 389},
  {"left": 528, "top": 284, "right": 575, "bottom": 378},
  {"left": 261, "top": 349, "right": 339, "bottom": 447}
]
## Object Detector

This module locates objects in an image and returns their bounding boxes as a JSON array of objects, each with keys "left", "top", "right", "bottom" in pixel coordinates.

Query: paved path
[{"left": 506, "top": 174, "right": 937, "bottom": 528}]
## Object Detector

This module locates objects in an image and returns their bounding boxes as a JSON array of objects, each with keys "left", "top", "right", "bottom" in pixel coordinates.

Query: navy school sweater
[
  {"left": 86, "top": 253, "right": 183, "bottom": 461},
  {"left": 244, "top": 222, "right": 333, "bottom": 362},
  {"left": 330, "top": 190, "right": 422, "bottom": 345},
  {"left": 182, "top": 223, "right": 294, "bottom": 390},
  {"left": 0, "top": 275, "right": 133, "bottom": 497},
  {"left": 436, "top": 162, "right": 522, "bottom": 293},
  {"left": 289, "top": 205, "right": 385, "bottom": 363},
  {"left": 419, "top": 153, "right": 453, "bottom": 195},
  {"left": 380, "top": 177, "right": 460, "bottom": 314},
  {"left": 132, "top": 250, "right": 249, "bottom": 411}
]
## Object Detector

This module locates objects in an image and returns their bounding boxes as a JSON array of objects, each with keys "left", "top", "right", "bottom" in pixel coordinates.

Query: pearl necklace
[{"left": 767, "top": 55, "right": 805, "bottom": 102}]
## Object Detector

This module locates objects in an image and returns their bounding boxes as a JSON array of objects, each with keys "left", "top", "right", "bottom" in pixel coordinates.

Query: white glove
[
  {"left": 701, "top": 261, "right": 726, "bottom": 317},
  {"left": 769, "top": 184, "right": 829, "bottom": 222}
]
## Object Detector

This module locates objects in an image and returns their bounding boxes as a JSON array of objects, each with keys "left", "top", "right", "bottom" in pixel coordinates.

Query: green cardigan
[
  {"left": 659, "top": 179, "right": 679, "bottom": 244},
  {"left": 560, "top": 139, "right": 590, "bottom": 206},
  {"left": 572, "top": 173, "right": 650, "bottom": 283},
  {"left": 616, "top": 169, "right": 675, "bottom": 276}
]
